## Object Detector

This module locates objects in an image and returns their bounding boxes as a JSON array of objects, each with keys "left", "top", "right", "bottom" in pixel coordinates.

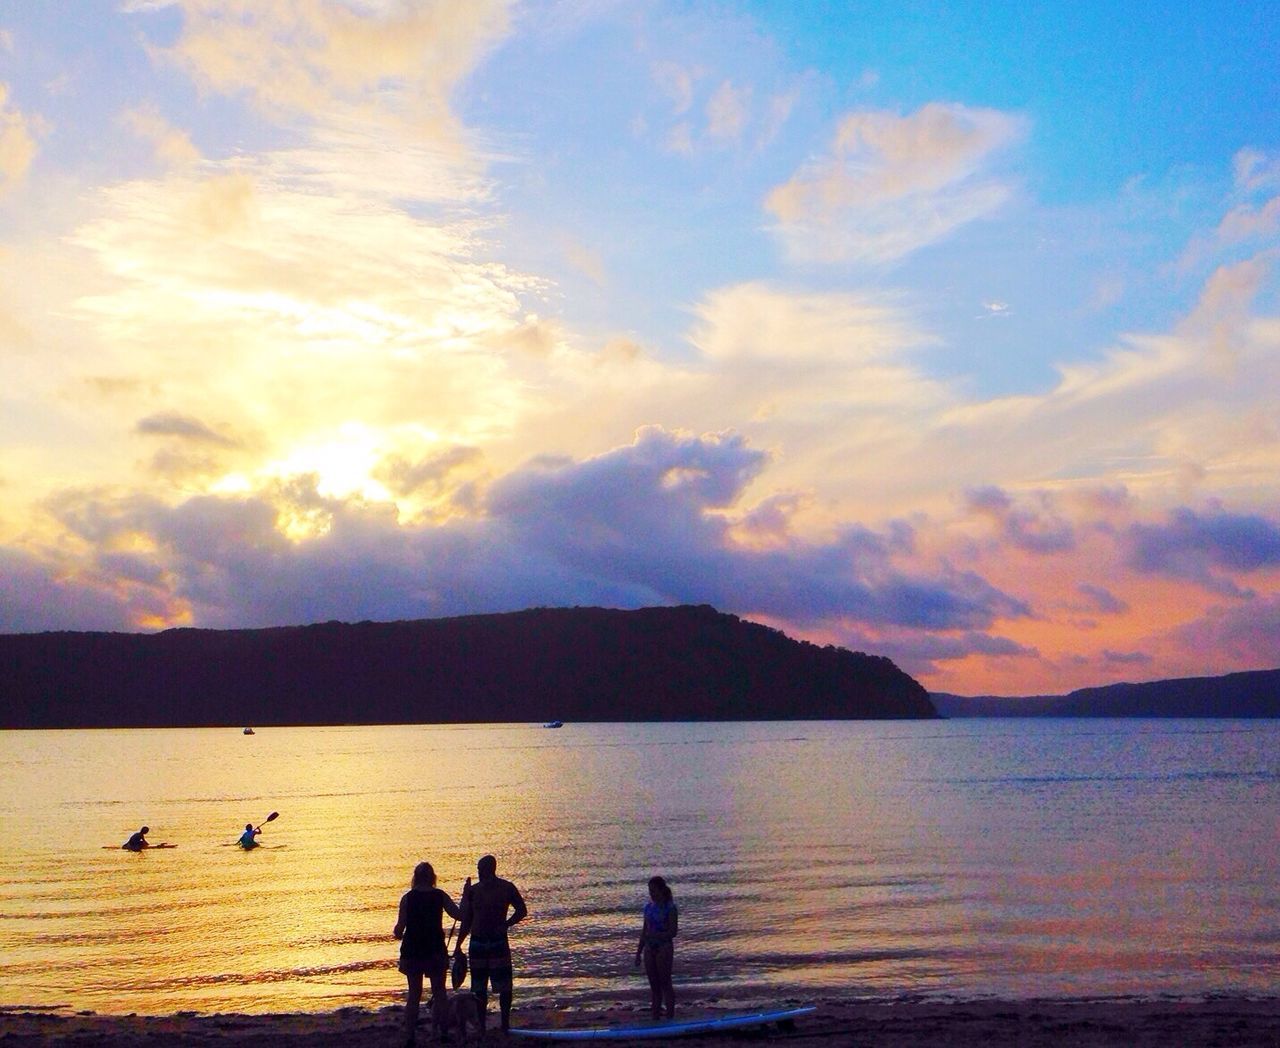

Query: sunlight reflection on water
[{"left": 1, "top": 720, "right": 1278, "bottom": 1014}]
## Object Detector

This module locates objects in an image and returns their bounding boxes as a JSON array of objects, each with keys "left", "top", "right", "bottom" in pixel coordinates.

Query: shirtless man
[{"left": 453, "top": 854, "right": 528, "bottom": 1033}]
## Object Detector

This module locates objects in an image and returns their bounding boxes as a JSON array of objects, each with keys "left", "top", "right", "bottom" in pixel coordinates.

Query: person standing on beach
[
  {"left": 634, "top": 875, "right": 677, "bottom": 1020},
  {"left": 122, "top": 826, "right": 151, "bottom": 851},
  {"left": 453, "top": 854, "right": 528, "bottom": 1033},
  {"left": 393, "top": 861, "right": 463, "bottom": 1047}
]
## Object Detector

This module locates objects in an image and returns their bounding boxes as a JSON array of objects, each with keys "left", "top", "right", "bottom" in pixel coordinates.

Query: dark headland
[{"left": 0, "top": 604, "right": 937, "bottom": 728}]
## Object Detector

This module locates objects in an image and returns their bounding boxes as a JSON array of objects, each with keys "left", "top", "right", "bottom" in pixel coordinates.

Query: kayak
[{"left": 107, "top": 843, "right": 176, "bottom": 850}]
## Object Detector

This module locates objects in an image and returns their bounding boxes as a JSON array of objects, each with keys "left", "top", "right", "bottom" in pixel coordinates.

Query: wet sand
[{"left": 4, "top": 997, "right": 1280, "bottom": 1046}]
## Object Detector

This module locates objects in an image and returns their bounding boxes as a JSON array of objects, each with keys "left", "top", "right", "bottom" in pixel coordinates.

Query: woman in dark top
[{"left": 394, "top": 861, "right": 463, "bottom": 1046}]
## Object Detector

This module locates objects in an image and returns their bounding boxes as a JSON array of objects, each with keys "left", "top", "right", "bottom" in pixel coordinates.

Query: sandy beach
[{"left": 4, "top": 997, "right": 1280, "bottom": 1046}]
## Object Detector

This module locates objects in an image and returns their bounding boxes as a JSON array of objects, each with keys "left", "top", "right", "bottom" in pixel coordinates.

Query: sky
[{"left": 2, "top": 1, "right": 1279, "bottom": 697}]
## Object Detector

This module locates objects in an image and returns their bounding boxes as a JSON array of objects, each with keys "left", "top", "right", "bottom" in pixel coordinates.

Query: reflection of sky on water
[{"left": 1, "top": 721, "right": 1278, "bottom": 1013}]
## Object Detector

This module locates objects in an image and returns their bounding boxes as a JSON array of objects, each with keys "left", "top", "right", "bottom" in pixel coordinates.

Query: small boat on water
[
  {"left": 543, "top": 720, "right": 564, "bottom": 729},
  {"left": 243, "top": 727, "right": 256, "bottom": 735}
]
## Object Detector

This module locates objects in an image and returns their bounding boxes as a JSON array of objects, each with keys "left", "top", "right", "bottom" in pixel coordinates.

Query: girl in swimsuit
[
  {"left": 394, "top": 861, "right": 463, "bottom": 1046},
  {"left": 634, "top": 875, "right": 678, "bottom": 1020}
]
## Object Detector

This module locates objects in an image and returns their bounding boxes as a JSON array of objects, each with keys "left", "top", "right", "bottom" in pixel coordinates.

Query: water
[{"left": 1, "top": 720, "right": 1278, "bottom": 1015}]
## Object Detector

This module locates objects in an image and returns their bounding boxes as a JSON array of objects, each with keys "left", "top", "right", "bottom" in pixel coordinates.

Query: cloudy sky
[{"left": 2, "top": 1, "right": 1279, "bottom": 696}]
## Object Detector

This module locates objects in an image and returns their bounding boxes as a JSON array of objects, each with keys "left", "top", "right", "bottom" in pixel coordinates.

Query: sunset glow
[{"left": 2, "top": 2, "right": 1279, "bottom": 694}]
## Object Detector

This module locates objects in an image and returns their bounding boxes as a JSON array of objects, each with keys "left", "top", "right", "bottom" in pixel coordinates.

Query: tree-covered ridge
[{"left": 1, "top": 604, "right": 937, "bottom": 728}]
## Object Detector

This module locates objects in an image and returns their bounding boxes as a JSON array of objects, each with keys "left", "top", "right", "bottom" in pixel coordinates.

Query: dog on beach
[{"left": 445, "top": 991, "right": 485, "bottom": 1042}]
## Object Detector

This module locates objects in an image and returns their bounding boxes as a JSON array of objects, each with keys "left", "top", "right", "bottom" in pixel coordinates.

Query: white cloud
[
  {"left": 756, "top": 88, "right": 798, "bottom": 150},
  {"left": 0, "top": 83, "right": 39, "bottom": 195},
  {"left": 651, "top": 61, "right": 697, "bottom": 115},
  {"left": 706, "top": 80, "right": 750, "bottom": 142},
  {"left": 924, "top": 254, "right": 1280, "bottom": 510},
  {"left": 120, "top": 106, "right": 202, "bottom": 166},
  {"left": 765, "top": 102, "right": 1026, "bottom": 264},
  {"left": 663, "top": 121, "right": 694, "bottom": 155},
  {"left": 1233, "top": 147, "right": 1280, "bottom": 193},
  {"left": 1180, "top": 149, "right": 1280, "bottom": 271},
  {"left": 1215, "top": 196, "right": 1280, "bottom": 247},
  {"left": 651, "top": 63, "right": 786, "bottom": 155},
  {"left": 690, "top": 282, "right": 930, "bottom": 368},
  {"left": 152, "top": 0, "right": 513, "bottom": 147}
]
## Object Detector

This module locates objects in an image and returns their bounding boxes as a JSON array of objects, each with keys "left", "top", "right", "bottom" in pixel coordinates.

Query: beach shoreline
[{"left": 4, "top": 996, "right": 1280, "bottom": 1046}]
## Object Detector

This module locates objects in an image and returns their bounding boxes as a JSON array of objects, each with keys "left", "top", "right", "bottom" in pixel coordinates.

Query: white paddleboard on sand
[{"left": 510, "top": 1005, "right": 816, "bottom": 1040}]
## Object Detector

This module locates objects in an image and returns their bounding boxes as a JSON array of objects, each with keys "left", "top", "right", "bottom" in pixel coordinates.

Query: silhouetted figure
[
  {"left": 454, "top": 855, "right": 528, "bottom": 1033},
  {"left": 122, "top": 826, "right": 150, "bottom": 851},
  {"left": 394, "top": 861, "right": 462, "bottom": 1047},
  {"left": 634, "top": 875, "right": 677, "bottom": 1020},
  {"left": 237, "top": 823, "right": 260, "bottom": 849}
]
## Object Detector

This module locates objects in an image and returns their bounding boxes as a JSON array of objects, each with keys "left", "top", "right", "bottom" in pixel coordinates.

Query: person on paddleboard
[
  {"left": 393, "top": 861, "right": 464, "bottom": 1047},
  {"left": 635, "top": 875, "right": 678, "bottom": 1020},
  {"left": 237, "top": 823, "right": 261, "bottom": 849},
  {"left": 122, "top": 826, "right": 151, "bottom": 851},
  {"left": 454, "top": 854, "right": 528, "bottom": 1033}
]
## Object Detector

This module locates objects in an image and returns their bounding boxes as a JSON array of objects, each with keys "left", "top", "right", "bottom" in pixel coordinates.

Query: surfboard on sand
[{"left": 509, "top": 1006, "right": 816, "bottom": 1040}]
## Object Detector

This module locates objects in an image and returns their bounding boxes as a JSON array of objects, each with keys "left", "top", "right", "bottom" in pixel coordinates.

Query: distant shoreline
[
  {"left": 932, "top": 665, "right": 1280, "bottom": 718},
  {"left": 4, "top": 997, "right": 1279, "bottom": 1046}
]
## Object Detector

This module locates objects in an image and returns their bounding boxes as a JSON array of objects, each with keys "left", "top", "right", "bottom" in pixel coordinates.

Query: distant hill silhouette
[
  {"left": 0, "top": 604, "right": 937, "bottom": 727},
  {"left": 932, "top": 667, "right": 1280, "bottom": 717}
]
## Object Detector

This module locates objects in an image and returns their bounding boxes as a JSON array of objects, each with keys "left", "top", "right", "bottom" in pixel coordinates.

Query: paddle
[{"left": 448, "top": 876, "right": 472, "bottom": 989}]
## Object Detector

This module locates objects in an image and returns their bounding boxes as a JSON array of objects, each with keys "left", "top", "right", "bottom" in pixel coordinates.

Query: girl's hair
[
  {"left": 412, "top": 862, "right": 437, "bottom": 889},
  {"left": 648, "top": 875, "right": 673, "bottom": 904}
]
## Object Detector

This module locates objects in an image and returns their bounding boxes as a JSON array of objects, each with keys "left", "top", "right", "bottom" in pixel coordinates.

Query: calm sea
[{"left": 1, "top": 720, "right": 1278, "bottom": 1015}]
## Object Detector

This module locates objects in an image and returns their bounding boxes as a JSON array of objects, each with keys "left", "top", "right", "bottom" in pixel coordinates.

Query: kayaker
[
  {"left": 237, "top": 823, "right": 261, "bottom": 849},
  {"left": 122, "top": 826, "right": 151, "bottom": 851}
]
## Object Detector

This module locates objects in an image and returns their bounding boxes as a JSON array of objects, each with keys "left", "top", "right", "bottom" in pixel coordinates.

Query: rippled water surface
[{"left": 2, "top": 720, "right": 1278, "bottom": 1014}]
